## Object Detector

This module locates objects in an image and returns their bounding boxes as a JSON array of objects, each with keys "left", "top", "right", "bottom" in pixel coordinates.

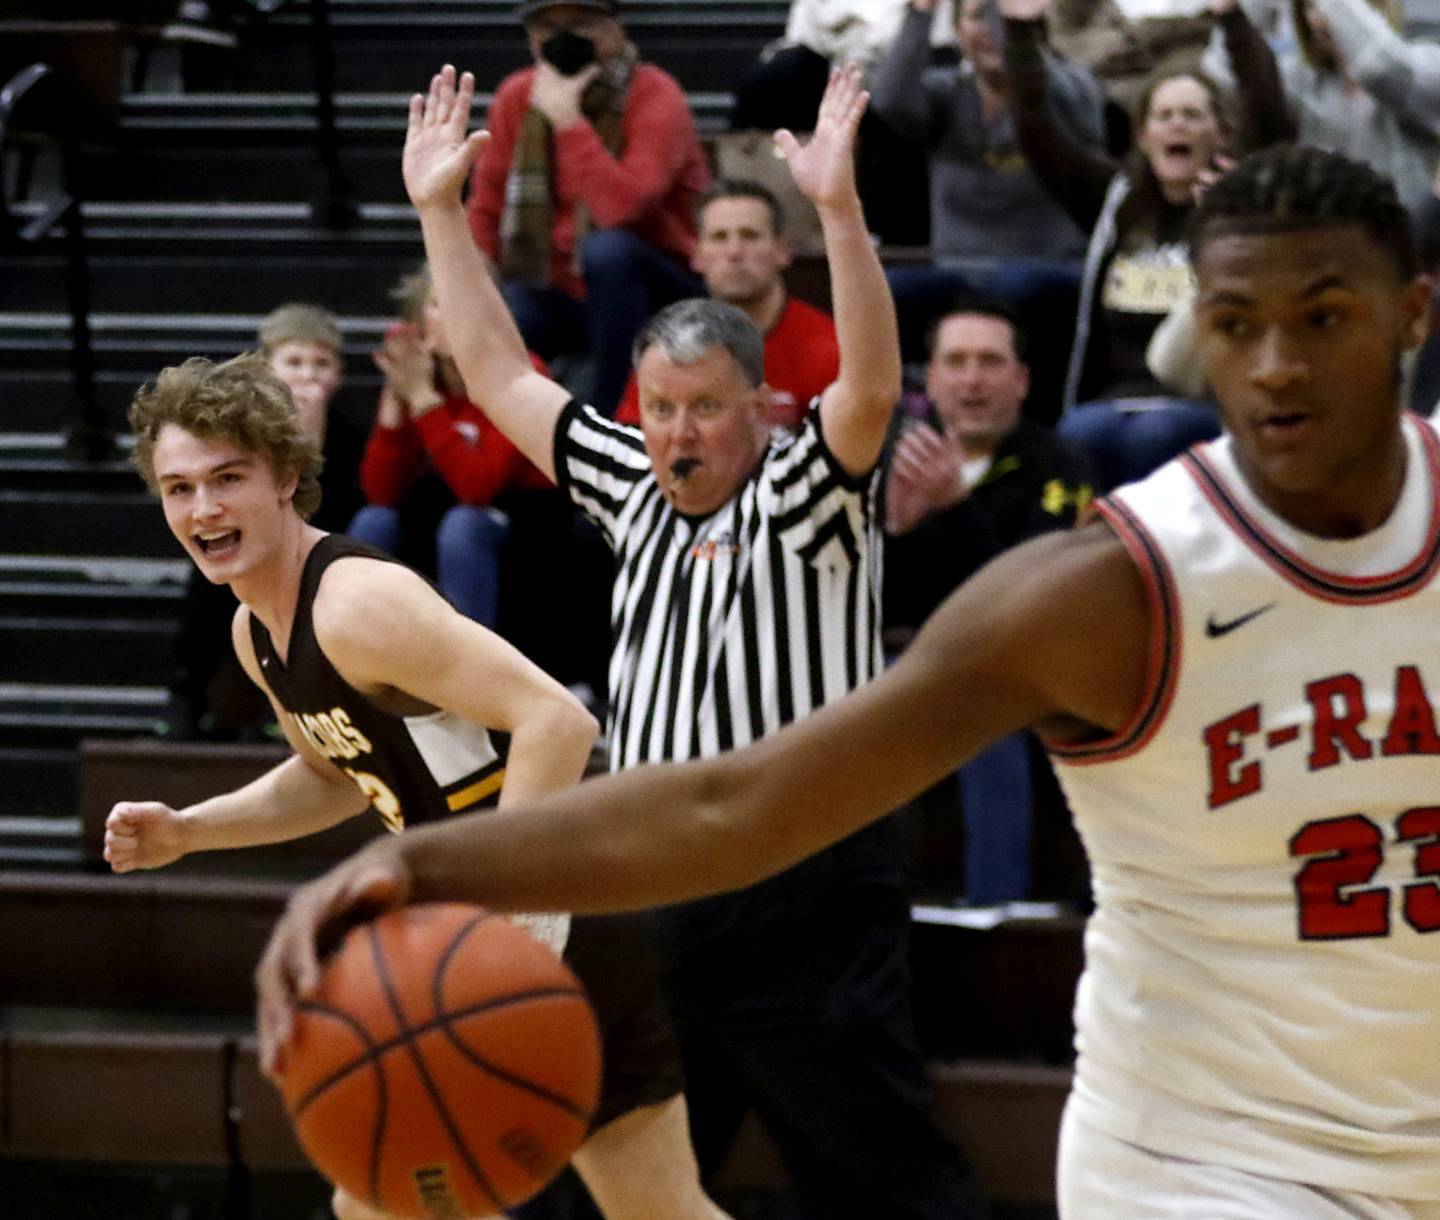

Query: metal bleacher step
[
  {"left": 0, "top": 488, "right": 179, "bottom": 558},
  {"left": 175, "top": 0, "right": 783, "bottom": 95},
  {"left": 3, "top": 616, "right": 177, "bottom": 685},
  {"left": 0, "top": 314, "right": 389, "bottom": 432},
  {"left": 0, "top": 569, "right": 185, "bottom": 622},
  {"left": 0, "top": 685, "right": 172, "bottom": 853},
  {"left": 87, "top": 85, "right": 735, "bottom": 204},
  {"left": 0, "top": 202, "right": 424, "bottom": 315},
  {"left": 0, "top": 684, "right": 171, "bottom": 747}
]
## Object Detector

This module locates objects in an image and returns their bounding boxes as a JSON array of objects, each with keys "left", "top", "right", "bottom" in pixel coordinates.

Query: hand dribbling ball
[{"left": 273, "top": 903, "right": 600, "bottom": 1218}]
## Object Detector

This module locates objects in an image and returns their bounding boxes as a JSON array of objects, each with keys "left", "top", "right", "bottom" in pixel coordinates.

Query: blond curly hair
[{"left": 128, "top": 352, "right": 324, "bottom": 520}]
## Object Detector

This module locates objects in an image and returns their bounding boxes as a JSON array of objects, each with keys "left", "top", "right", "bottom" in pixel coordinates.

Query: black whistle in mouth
[{"left": 671, "top": 458, "right": 700, "bottom": 479}]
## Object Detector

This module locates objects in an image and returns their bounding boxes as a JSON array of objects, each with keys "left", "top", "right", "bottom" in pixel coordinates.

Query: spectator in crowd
[
  {"left": 615, "top": 178, "right": 841, "bottom": 430},
  {"left": 396, "top": 64, "right": 990, "bottom": 1219},
  {"left": 885, "top": 300, "right": 1093, "bottom": 901},
  {"left": 348, "top": 264, "right": 552, "bottom": 632},
  {"left": 729, "top": 0, "right": 932, "bottom": 243},
  {"left": 169, "top": 303, "right": 364, "bottom": 740},
  {"left": 1001, "top": 0, "right": 1288, "bottom": 488},
  {"left": 1206, "top": 0, "right": 1440, "bottom": 221},
  {"left": 466, "top": 0, "right": 709, "bottom": 415},
  {"left": 870, "top": 0, "right": 1108, "bottom": 405}
]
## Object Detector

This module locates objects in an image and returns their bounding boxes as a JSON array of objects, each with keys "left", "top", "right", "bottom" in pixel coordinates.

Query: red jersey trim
[
  {"left": 1180, "top": 417, "right": 1440, "bottom": 605},
  {"left": 1044, "top": 497, "right": 1181, "bottom": 765}
]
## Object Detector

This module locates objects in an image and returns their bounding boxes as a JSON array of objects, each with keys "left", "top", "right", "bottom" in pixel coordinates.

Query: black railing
[
  {"left": 0, "top": 61, "right": 109, "bottom": 459},
  {"left": 303, "top": 0, "right": 358, "bottom": 229}
]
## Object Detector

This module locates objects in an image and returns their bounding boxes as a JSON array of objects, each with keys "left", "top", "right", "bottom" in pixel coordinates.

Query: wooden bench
[
  {"left": 0, "top": 870, "right": 287, "bottom": 1011},
  {"left": 0, "top": 1005, "right": 1067, "bottom": 1213}
]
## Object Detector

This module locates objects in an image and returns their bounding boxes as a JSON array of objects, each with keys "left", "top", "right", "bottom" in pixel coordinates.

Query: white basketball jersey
[{"left": 1048, "top": 415, "right": 1440, "bottom": 1200}]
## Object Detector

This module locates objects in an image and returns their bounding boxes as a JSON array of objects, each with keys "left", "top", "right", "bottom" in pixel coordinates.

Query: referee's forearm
[{"left": 823, "top": 199, "right": 902, "bottom": 409}]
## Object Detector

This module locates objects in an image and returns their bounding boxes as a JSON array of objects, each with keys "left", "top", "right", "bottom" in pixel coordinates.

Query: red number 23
[{"left": 1289, "top": 807, "right": 1440, "bottom": 939}]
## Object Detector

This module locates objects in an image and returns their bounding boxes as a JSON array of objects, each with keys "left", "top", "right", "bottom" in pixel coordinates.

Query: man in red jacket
[
  {"left": 467, "top": 0, "right": 710, "bottom": 416},
  {"left": 615, "top": 179, "right": 842, "bottom": 430}
]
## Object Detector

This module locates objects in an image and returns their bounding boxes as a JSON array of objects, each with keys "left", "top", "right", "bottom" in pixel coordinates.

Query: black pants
[{"left": 663, "top": 873, "right": 991, "bottom": 1220}]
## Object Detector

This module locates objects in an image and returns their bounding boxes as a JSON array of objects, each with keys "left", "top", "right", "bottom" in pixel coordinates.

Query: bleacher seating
[{"left": 0, "top": 861, "right": 1080, "bottom": 1217}]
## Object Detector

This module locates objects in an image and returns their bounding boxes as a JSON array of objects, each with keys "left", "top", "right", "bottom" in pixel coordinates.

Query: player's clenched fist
[{"left": 104, "top": 801, "right": 189, "bottom": 872}]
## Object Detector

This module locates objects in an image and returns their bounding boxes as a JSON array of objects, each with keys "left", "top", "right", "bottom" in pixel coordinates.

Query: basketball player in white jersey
[
  {"left": 259, "top": 139, "right": 1440, "bottom": 1214},
  {"left": 104, "top": 355, "right": 732, "bottom": 1220}
]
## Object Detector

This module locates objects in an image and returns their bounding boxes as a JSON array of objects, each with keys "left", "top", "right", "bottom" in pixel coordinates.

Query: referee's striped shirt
[{"left": 555, "top": 400, "right": 885, "bottom": 770}]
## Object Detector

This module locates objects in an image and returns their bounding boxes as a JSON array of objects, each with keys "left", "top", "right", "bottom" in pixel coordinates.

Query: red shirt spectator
[
  {"left": 359, "top": 380, "right": 552, "bottom": 508},
  {"left": 467, "top": 64, "right": 709, "bottom": 300}
]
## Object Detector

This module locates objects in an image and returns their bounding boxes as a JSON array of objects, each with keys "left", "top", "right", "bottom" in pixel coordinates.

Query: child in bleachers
[{"left": 347, "top": 264, "right": 552, "bottom": 632}]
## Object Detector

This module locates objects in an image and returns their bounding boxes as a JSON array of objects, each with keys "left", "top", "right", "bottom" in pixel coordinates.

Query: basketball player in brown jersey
[{"left": 105, "top": 353, "right": 732, "bottom": 1220}]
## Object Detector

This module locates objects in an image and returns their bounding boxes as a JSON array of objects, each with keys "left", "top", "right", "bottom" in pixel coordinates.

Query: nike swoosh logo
[{"left": 1205, "top": 603, "right": 1276, "bottom": 638}]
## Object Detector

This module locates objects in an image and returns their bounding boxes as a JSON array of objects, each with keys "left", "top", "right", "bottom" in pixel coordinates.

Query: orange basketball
[{"left": 273, "top": 903, "right": 600, "bottom": 1218}]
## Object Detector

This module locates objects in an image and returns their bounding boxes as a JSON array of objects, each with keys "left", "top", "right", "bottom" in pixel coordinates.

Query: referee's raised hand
[
  {"left": 774, "top": 61, "right": 868, "bottom": 215},
  {"left": 404, "top": 63, "right": 491, "bottom": 212}
]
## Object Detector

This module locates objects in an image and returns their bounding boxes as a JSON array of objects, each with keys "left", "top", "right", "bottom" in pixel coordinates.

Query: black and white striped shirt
[{"left": 555, "top": 400, "right": 884, "bottom": 770}]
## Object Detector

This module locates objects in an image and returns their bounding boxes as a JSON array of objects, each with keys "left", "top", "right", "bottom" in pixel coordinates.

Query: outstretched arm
[
  {"left": 1311, "top": 0, "right": 1440, "bottom": 129},
  {"left": 790, "top": 64, "right": 903, "bottom": 477},
  {"left": 1000, "top": 0, "right": 1118, "bottom": 231},
  {"left": 404, "top": 65, "right": 571, "bottom": 479},
  {"left": 257, "top": 522, "right": 1150, "bottom": 1070}
]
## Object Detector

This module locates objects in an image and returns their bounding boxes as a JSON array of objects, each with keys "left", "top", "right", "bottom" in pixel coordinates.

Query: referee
[{"left": 402, "top": 64, "right": 986, "bottom": 1218}]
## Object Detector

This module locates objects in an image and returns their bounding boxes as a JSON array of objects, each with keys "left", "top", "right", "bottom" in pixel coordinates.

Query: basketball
[{"left": 272, "top": 903, "right": 601, "bottom": 1218}]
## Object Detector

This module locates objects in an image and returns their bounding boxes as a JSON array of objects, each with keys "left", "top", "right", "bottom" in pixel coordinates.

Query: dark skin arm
[{"left": 257, "top": 521, "right": 1150, "bottom": 1072}]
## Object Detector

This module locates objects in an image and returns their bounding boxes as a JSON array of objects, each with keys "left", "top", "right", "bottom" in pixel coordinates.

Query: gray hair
[{"left": 631, "top": 298, "right": 765, "bottom": 389}]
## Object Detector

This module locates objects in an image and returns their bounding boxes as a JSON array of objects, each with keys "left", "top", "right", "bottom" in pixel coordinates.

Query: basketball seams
[
  {"left": 286, "top": 994, "right": 391, "bottom": 1203},
  {"left": 287, "top": 987, "right": 593, "bottom": 1114},
  {"left": 434, "top": 915, "right": 598, "bottom": 1123},
  {"left": 277, "top": 904, "right": 601, "bottom": 1216},
  {"left": 369, "top": 915, "right": 506, "bottom": 1213}
]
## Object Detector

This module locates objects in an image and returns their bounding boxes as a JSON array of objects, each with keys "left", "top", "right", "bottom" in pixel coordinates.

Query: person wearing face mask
[{"left": 466, "top": 0, "right": 711, "bottom": 418}]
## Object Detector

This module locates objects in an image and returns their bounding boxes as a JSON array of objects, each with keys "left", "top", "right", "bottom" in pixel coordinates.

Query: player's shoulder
[
  {"left": 230, "top": 601, "right": 253, "bottom": 650},
  {"left": 972, "top": 518, "right": 1148, "bottom": 664},
  {"left": 973, "top": 520, "right": 1152, "bottom": 736},
  {"left": 311, "top": 555, "right": 433, "bottom": 647},
  {"left": 1006, "top": 517, "right": 1136, "bottom": 599}
]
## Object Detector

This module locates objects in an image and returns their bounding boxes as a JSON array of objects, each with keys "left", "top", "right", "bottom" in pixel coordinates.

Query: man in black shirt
[{"left": 885, "top": 300, "right": 1094, "bottom": 901}]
